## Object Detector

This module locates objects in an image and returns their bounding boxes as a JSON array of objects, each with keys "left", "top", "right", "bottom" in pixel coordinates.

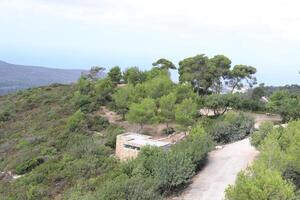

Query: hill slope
[
  {"left": 0, "top": 60, "right": 84, "bottom": 95},
  {"left": 0, "top": 84, "right": 122, "bottom": 199}
]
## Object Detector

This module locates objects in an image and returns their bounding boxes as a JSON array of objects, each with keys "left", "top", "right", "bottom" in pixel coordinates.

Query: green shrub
[
  {"left": 72, "top": 91, "right": 92, "bottom": 111},
  {"left": 0, "top": 111, "right": 11, "bottom": 122},
  {"left": 66, "top": 110, "right": 86, "bottom": 132},
  {"left": 175, "top": 98, "right": 198, "bottom": 128},
  {"left": 98, "top": 175, "right": 161, "bottom": 200},
  {"left": 210, "top": 112, "right": 254, "bottom": 144},
  {"left": 225, "top": 164, "right": 296, "bottom": 200},
  {"left": 26, "top": 184, "right": 49, "bottom": 200},
  {"left": 283, "top": 166, "right": 300, "bottom": 189},
  {"left": 177, "top": 125, "right": 214, "bottom": 166},
  {"left": 41, "top": 147, "right": 58, "bottom": 156},
  {"left": 86, "top": 115, "right": 109, "bottom": 131},
  {"left": 105, "top": 125, "right": 124, "bottom": 148},
  {"left": 267, "top": 90, "right": 300, "bottom": 122},
  {"left": 15, "top": 157, "right": 45, "bottom": 175},
  {"left": 153, "top": 151, "right": 195, "bottom": 194},
  {"left": 226, "top": 121, "right": 300, "bottom": 199},
  {"left": 251, "top": 121, "right": 274, "bottom": 147}
]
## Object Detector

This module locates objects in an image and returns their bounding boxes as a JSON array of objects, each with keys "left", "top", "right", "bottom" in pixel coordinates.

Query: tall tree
[
  {"left": 226, "top": 65, "right": 257, "bottom": 93},
  {"left": 159, "top": 93, "right": 176, "bottom": 127},
  {"left": 152, "top": 58, "right": 176, "bottom": 70},
  {"left": 251, "top": 84, "right": 265, "bottom": 100},
  {"left": 126, "top": 98, "right": 156, "bottom": 131},
  {"left": 85, "top": 66, "right": 105, "bottom": 81},
  {"left": 210, "top": 55, "right": 232, "bottom": 93},
  {"left": 123, "top": 67, "right": 146, "bottom": 85},
  {"left": 144, "top": 74, "right": 174, "bottom": 99},
  {"left": 95, "top": 78, "right": 115, "bottom": 104},
  {"left": 108, "top": 66, "right": 122, "bottom": 85},
  {"left": 112, "top": 85, "right": 135, "bottom": 119},
  {"left": 175, "top": 98, "right": 198, "bottom": 128},
  {"left": 178, "top": 54, "right": 231, "bottom": 95},
  {"left": 172, "top": 83, "right": 197, "bottom": 104},
  {"left": 178, "top": 54, "right": 213, "bottom": 95}
]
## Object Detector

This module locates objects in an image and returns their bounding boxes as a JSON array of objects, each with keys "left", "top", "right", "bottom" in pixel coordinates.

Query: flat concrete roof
[{"left": 122, "top": 132, "right": 170, "bottom": 148}]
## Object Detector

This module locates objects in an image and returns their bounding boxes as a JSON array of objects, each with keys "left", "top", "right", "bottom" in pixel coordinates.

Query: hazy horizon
[{"left": 1, "top": 0, "right": 300, "bottom": 86}]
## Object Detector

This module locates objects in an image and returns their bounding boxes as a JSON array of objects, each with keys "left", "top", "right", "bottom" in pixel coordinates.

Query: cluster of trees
[
  {"left": 267, "top": 90, "right": 300, "bottom": 122},
  {"left": 178, "top": 54, "right": 257, "bottom": 95},
  {"left": 263, "top": 84, "right": 300, "bottom": 96},
  {"left": 112, "top": 65, "right": 199, "bottom": 130},
  {"left": 226, "top": 121, "right": 300, "bottom": 199},
  {"left": 111, "top": 55, "right": 260, "bottom": 131}
]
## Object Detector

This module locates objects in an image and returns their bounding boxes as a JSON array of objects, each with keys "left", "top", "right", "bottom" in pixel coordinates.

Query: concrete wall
[{"left": 115, "top": 134, "right": 140, "bottom": 161}]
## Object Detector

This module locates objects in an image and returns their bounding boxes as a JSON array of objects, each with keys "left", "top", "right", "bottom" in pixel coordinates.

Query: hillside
[
  {"left": 0, "top": 59, "right": 299, "bottom": 200},
  {"left": 0, "top": 79, "right": 213, "bottom": 200},
  {"left": 0, "top": 60, "right": 84, "bottom": 95},
  {"left": 0, "top": 84, "right": 124, "bottom": 199}
]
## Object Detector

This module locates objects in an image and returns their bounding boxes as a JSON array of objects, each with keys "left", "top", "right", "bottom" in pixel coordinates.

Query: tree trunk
[{"left": 140, "top": 123, "right": 143, "bottom": 133}]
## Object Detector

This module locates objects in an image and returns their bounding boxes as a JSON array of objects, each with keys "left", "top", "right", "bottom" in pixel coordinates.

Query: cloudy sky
[{"left": 0, "top": 0, "right": 300, "bottom": 85}]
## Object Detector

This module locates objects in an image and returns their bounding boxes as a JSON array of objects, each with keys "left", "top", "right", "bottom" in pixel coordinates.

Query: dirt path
[
  {"left": 246, "top": 112, "right": 282, "bottom": 129},
  {"left": 176, "top": 138, "right": 258, "bottom": 200}
]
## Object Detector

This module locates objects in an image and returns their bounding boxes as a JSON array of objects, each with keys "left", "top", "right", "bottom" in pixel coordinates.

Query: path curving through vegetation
[
  {"left": 175, "top": 113, "right": 281, "bottom": 200},
  {"left": 177, "top": 138, "right": 258, "bottom": 200}
]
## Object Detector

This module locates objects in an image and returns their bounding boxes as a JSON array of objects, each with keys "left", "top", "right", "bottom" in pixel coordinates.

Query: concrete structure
[{"left": 115, "top": 132, "right": 172, "bottom": 161}]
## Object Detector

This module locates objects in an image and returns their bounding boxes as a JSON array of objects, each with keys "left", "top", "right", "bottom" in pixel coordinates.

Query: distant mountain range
[{"left": 0, "top": 60, "right": 85, "bottom": 95}]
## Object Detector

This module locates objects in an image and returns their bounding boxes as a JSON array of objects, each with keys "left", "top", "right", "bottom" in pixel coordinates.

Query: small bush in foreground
[{"left": 225, "top": 164, "right": 295, "bottom": 200}]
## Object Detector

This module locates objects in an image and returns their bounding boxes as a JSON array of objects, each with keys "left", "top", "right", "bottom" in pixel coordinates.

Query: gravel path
[{"left": 176, "top": 138, "right": 259, "bottom": 200}]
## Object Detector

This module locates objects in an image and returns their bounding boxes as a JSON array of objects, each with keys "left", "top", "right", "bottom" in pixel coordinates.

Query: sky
[{"left": 0, "top": 0, "right": 300, "bottom": 85}]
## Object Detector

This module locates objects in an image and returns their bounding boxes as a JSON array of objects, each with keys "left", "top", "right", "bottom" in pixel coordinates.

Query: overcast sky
[{"left": 1, "top": 0, "right": 300, "bottom": 85}]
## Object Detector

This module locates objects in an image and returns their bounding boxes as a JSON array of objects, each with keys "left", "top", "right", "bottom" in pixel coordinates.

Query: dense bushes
[
  {"left": 250, "top": 121, "right": 273, "bottom": 147},
  {"left": 104, "top": 125, "right": 124, "bottom": 148},
  {"left": 86, "top": 115, "right": 109, "bottom": 131},
  {"left": 66, "top": 110, "right": 86, "bottom": 132},
  {"left": 226, "top": 121, "right": 300, "bottom": 199},
  {"left": 153, "top": 150, "right": 195, "bottom": 193},
  {"left": 0, "top": 63, "right": 278, "bottom": 199},
  {"left": 204, "top": 112, "right": 254, "bottom": 144},
  {"left": 92, "top": 125, "right": 213, "bottom": 199},
  {"left": 225, "top": 164, "right": 295, "bottom": 200},
  {"left": 267, "top": 90, "right": 300, "bottom": 122},
  {"left": 98, "top": 175, "right": 161, "bottom": 200}
]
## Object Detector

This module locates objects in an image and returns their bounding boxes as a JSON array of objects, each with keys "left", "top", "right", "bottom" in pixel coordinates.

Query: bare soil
[{"left": 97, "top": 106, "right": 178, "bottom": 138}]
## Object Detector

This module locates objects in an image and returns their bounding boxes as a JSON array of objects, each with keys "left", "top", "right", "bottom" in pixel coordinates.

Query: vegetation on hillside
[
  {"left": 226, "top": 121, "right": 300, "bottom": 199},
  {"left": 2, "top": 53, "right": 298, "bottom": 199}
]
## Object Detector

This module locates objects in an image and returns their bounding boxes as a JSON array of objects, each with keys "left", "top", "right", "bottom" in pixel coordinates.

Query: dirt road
[
  {"left": 176, "top": 138, "right": 259, "bottom": 200},
  {"left": 246, "top": 112, "right": 282, "bottom": 129}
]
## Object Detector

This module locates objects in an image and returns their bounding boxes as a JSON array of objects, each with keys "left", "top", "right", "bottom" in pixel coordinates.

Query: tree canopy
[
  {"left": 108, "top": 66, "right": 122, "bottom": 85},
  {"left": 152, "top": 58, "right": 177, "bottom": 70},
  {"left": 126, "top": 98, "right": 156, "bottom": 131},
  {"left": 178, "top": 54, "right": 256, "bottom": 95}
]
